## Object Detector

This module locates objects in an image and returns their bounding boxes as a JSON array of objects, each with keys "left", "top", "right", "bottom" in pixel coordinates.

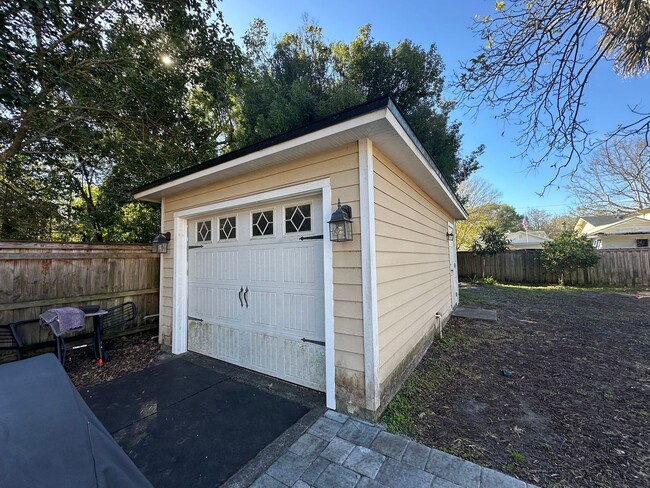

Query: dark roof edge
[
  {"left": 132, "top": 94, "right": 466, "bottom": 216},
  {"left": 132, "top": 95, "right": 392, "bottom": 195},
  {"left": 383, "top": 98, "right": 466, "bottom": 215}
]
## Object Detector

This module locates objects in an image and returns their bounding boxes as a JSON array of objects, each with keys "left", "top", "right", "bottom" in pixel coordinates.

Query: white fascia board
[
  {"left": 588, "top": 217, "right": 648, "bottom": 235},
  {"left": 133, "top": 109, "right": 388, "bottom": 202},
  {"left": 383, "top": 110, "right": 468, "bottom": 220}
]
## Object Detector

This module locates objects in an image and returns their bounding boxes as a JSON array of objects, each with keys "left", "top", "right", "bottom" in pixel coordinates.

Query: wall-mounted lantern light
[
  {"left": 446, "top": 230, "right": 455, "bottom": 241},
  {"left": 328, "top": 199, "right": 353, "bottom": 242},
  {"left": 152, "top": 232, "right": 171, "bottom": 253}
]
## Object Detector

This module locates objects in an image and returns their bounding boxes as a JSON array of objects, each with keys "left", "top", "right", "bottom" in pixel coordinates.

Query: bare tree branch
[{"left": 456, "top": 0, "right": 650, "bottom": 188}]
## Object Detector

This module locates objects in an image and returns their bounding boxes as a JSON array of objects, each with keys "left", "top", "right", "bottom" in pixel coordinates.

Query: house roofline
[
  {"left": 132, "top": 96, "right": 392, "bottom": 195},
  {"left": 132, "top": 95, "right": 466, "bottom": 217},
  {"left": 586, "top": 216, "right": 650, "bottom": 236}
]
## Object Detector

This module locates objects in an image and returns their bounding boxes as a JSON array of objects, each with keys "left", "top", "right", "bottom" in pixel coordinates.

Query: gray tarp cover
[{"left": 0, "top": 354, "right": 153, "bottom": 488}]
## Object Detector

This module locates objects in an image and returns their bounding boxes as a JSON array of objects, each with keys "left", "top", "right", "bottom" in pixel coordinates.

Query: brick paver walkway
[{"left": 251, "top": 411, "right": 538, "bottom": 488}]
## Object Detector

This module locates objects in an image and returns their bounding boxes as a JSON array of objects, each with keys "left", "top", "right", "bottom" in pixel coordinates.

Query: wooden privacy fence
[
  {"left": 0, "top": 241, "right": 160, "bottom": 348},
  {"left": 457, "top": 249, "right": 650, "bottom": 286}
]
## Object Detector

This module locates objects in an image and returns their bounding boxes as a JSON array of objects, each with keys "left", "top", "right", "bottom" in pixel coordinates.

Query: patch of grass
[
  {"left": 380, "top": 374, "right": 420, "bottom": 436},
  {"left": 381, "top": 326, "right": 472, "bottom": 436},
  {"left": 510, "top": 449, "right": 525, "bottom": 463},
  {"left": 604, "top": 391, "right": 616, "bottom": 400},
  {"left": 491, "top": 282, "right": 650, "bottom": 294},
  {"left": 459, "top": 289, "right": 491, "bottom": 305},
  {"left": 437, "top": 336, "right": 458, "bottom": 352}
]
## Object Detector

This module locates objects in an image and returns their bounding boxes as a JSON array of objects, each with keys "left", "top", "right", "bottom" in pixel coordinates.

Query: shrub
[
  {"left": 541, "top": 231, "right": 599, "bottom": 285},
  {"left": 470, "top": 225, "right": 510, "bottom": 256}
]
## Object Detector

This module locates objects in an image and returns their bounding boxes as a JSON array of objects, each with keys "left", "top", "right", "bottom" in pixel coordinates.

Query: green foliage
[
  {"left": 0, "top": 1, "right": 244, "bottom": 242},
  {"left": 541, "top": 231, "right": 600, "bottom": 284},
  {"left": 457, "top": 203, "right": 522, "bottom": 250},
  {"left": 510, "top": 449, "right": 525, "bottom": 463},
  {"left": 380, "top": 372, "right": 421, "bottom": 435},
  {"left": 471, "top": 225, "right": 510, "bottom": 255},
  {"left": 470, "top": 276, "right": 497, "bottom": 285},
  {"left": 234, "top": 21, "right": 482, "bottom": 187}
]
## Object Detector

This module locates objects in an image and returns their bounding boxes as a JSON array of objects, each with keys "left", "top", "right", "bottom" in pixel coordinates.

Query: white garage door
[{"left": 187, "top": 196, "right": 326, "bottom": 391}]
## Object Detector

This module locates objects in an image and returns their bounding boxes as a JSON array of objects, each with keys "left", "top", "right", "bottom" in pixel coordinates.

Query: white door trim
[
  {"left": 359, "top": 138, "right": 380, "bottom": 411},
  {"left": 172, "top": 178, "right": 336, "bottom": 409}
]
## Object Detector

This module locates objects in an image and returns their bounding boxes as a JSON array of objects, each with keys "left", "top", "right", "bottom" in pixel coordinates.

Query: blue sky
[{"left": 219, "top": 0, "right": 647, "bottom": 216}]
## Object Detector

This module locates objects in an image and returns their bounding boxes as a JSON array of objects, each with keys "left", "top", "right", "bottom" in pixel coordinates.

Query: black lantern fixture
[
  {"left": 152, "top": 232, "right": 171, "bottom": 253},
  {"left": 446, "top": 230, "right": 454, "bottom": 241},
  {"left": 328, "top": 199, "right": 353, "bottom": 242}
]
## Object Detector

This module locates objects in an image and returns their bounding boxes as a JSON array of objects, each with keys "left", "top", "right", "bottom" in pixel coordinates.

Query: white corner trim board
[
  {"left": 171, "top": 178, "right": 336, "bottom": 410},
  {"left": 158, "top": 197, "right": 165, "bottom": 346},
  {"left": 359, "top": 138, "right": 380, "bottom": 411}
]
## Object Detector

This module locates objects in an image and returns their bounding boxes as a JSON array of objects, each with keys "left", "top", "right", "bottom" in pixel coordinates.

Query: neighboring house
[
  {"left": 505, "top": 230, "right": 550, "bottom": 250},
  {"left": 133, "top": 96, "right": 466, "bottom": 420},
  {"left": 575, "top": 209, "right": 650, "bottom": 249}
]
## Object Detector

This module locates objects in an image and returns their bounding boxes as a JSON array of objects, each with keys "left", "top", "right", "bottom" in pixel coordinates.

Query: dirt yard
[
  {"left": 66, "top": 331, "right": 163, "bottom": 390},
  {"left": 381, "top": 283, "right": 650, "bottom": 488}
]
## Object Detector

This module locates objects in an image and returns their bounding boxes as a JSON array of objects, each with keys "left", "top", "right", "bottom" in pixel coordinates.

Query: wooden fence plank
[
  {"left": 458, "top": 249, "right": 650, "bottom": 286},
  {"left": 0, "top": 242, "right": 160, "bottom": 349}
]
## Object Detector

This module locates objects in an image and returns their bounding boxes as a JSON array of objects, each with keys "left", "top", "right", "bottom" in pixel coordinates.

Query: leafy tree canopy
[
  {"left": 455, "top": 175, "right": 524, "bottom": 250},
  {"left": 0, "top": 0, "right": 244, "bottom": 241},
  {"left": 234, "top": 20, "right": 483, "bottom": 187}
]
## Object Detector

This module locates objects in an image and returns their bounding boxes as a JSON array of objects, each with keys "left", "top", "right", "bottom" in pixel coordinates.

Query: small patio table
[
  {"left": 86, "top": 308, "right": 109, "bottom": 364},
  {"left": 48, "top": 308, "right": 108, "bottom": 364}
]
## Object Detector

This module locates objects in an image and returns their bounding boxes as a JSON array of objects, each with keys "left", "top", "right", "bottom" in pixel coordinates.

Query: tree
[
  {"left": 541, "top": 231, "right": 600, "bottom": 285},
  {"left": 525, "top": 208, "right": 552, "bottom": 232},
  {"left": 457, "top": 1, "right": 650, "bottom": 185},
  {"left": 234, "top": 20, "right": 483, "bottom": 187},
  {"left": 524, "top": 208, "right": 579, "bottom": 237},
  {"left": 470, "top": 225, "right": 510, "bottom": 255},
  {"left": 455, "top": 175, "right": 522, "bottom": 249},
  {"left": 571, "top": 137, "right": 650, "bottom": 213},
  {"left": 456, "top": 175, "right": 502, "bottom": 208},
  {"left": 0, "top": 1, "right": 244, "bottom": 241}
]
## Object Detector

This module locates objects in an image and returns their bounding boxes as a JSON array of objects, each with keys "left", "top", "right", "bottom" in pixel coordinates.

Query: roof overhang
[
  {"left": 133, "top": 97, "right": 467, "bottom": 220},
  {"left": 586, "top": 217, "right": 650, "bottom": 237}
]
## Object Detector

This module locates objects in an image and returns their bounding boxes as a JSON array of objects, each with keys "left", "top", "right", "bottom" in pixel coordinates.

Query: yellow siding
[
  {"left": 373, "top": 149, "right": 454, "bottom": 388},
  {"left": 159, "top": 143, "right": 365, "bottom": 402}
]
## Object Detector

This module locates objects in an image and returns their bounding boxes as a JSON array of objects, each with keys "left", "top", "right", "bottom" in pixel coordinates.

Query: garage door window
[
  {"left": 252, "top": 210, "right": 274, "bottom": 237},
  {"left": 285, "top": 204, "right": 311, "bottom": 233},
  {"left": 219, "top": 216, "right": 237, "bottom": 240},
  {"left": 196, "top": 220, "right": 212, "bottom": 243}
]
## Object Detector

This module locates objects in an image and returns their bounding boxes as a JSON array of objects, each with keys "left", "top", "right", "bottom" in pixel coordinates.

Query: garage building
[{"left": 134, "top": 96, "right": 466, "bottom": 419}]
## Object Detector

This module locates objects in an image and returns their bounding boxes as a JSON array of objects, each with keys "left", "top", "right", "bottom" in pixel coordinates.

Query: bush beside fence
[
  {"left": 457, "top": 249, "right": 650, "bottom": 286},
  {"left": 0, "top": 241, "right": 160, "bottom": 350}
]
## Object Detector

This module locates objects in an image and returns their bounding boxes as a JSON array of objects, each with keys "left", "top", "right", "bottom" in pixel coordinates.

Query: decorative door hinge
[
  {"left": 301, "top": 338, "right": 325, "bottom": 346},
  {"left": 189, "top": 245, "right": 203, "bottom": 249},
  {"left": 188, "top": 316, "right": 203, "bottom": 322},
  {"left": 299, "top": 234, "right": 324, "bottom": 241}
]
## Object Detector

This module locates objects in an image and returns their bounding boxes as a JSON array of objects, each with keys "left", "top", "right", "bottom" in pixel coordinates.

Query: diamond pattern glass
[
  {"left": 219, "top": 216, "right": 236, "bottom": 240},
  {"left": 285, "top": 204, "right": 311, "bottom": 233},
  {"left": 252, "top": 210, "right": 274, "bottom": 236},
  {"left": 196, "top": 220, "right": 212, "bottom": 242}
]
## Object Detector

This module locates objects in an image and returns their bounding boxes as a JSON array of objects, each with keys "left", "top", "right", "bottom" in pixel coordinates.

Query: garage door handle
[
  {"left": 301, "top": 338, "right": 325, "bottom": 346},
  {"left": 243, "top": 287, "right": 249, "bottom": 308},
  {"left": 239, "top": 286, "right": 244, "bottom": 307}
]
